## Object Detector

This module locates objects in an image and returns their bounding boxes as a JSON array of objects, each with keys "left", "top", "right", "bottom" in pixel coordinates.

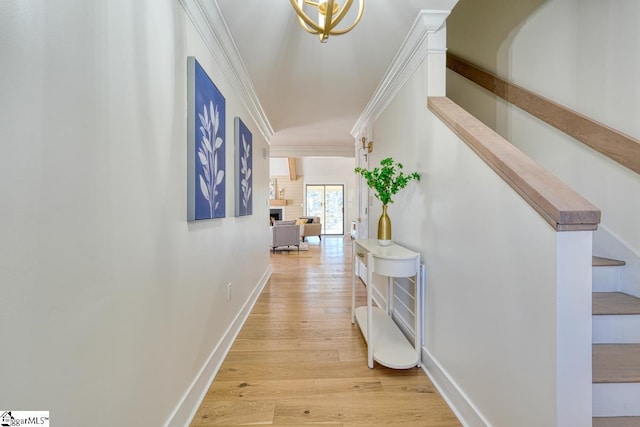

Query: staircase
[{"left": 592, "top": 256, "right": 640, "bottom": 426}]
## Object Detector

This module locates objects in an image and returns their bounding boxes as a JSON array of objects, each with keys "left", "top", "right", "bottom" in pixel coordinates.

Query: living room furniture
[
  {"left": 297, "top": 216, "right": 322, "bottom": 242},
  {"left": 271, "top": 221, "right": 300, "bottom": 253},
  {"left": 351, "top": 239, "right": 421, "bottom": 369}
]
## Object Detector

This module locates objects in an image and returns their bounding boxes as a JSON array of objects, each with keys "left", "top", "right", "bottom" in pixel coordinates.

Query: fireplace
[{"left": 270, "top": 207, "right": 284, "bottom": 223}]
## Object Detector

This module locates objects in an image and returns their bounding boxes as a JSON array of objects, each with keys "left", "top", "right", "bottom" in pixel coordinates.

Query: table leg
[
  {"left": 367, "top": 252, "right": 374, "bottom": 369},
  {"left": 415, "top": 258, "right": 422, "bottom": 367},
  {"left": 387, "top": 276, "right": 393, "bottom": 316},
  {"left": 352, "top": 241, "right": 356, "bottom": 324}
]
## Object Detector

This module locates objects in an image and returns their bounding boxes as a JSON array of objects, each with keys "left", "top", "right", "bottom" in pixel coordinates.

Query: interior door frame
[{"left": 356, "top": 138, "right": 370, "bottom": 239}]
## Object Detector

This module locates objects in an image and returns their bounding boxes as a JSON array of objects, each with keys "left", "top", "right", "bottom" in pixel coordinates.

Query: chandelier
[{"left": 289, "top": 0, "right": 365, "bottom": 43}]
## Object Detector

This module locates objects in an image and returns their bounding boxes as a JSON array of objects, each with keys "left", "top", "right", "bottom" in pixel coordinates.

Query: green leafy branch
[{"left": 355, "top": 157, "right": 420, "bottom": 205}]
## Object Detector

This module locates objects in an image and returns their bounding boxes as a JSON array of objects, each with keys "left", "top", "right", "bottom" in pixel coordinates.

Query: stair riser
[
  {"left": 593, "top": 267, "right": 624, "bottom": 292},
  {"left": 593, "top": 315, "right": 640, "bottom": 343},
  {"left": 593, "top": 383, "right": 640, "bottom": 416}
]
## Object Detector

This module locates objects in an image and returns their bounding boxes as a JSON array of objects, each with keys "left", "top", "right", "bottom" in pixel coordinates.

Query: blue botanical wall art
[
  {"left": 234, "top": 117, "right": 253, "bottom": 216},
  {"left": 187, "top": 57, "right": 226, "bottom": 221}
]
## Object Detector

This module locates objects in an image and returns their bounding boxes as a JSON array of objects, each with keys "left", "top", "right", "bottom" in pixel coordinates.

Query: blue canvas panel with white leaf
[
  {"left": 187, "top": 57, "right": 226, "bottom": 221},
  {"left": 234, "top": 117, "right": 252, "bottom": 216}
]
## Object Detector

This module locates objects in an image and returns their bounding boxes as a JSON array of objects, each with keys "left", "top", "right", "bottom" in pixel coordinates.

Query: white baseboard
[
  {"left": 164, "top": 265, "right": 272, "bottom": 427},
  {"left": 421, "top": 347, "right": 491, "bottom": 427}
]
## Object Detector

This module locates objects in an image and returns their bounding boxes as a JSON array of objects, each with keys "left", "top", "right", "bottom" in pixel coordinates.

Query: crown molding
[
  {"left": 269, "top": 145, "right": 355, "bottom": 158},
  {"left": 179, "top": 0, "right": 274, "bottom": 142},
  {"left": 351, "top": 9, "right": 452, "bottom": 137}
]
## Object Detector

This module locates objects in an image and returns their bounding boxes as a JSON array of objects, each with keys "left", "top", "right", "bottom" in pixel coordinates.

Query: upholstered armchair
[
  {"left": 270, "top": 222, "right": 300, "bottom": 253},
  {"left": 297, "top": 216, "right": 322, "bottom": 242}
]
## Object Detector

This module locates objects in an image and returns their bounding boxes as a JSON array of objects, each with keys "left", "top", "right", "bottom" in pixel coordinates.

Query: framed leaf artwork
[
  {"left": 269, "top": 178, "right": 276, "bottom": 200},
  {"left": 234, "top": 117, "right": 253, "bottom": 216},
  {"left": 187, "top": 56, "right": 226, "bottom": 221}
]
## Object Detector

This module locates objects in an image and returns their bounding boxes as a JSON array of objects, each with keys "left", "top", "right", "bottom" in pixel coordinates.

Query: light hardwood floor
[{"left": 191, "top": 236, "right": 461, "bottom": 426}]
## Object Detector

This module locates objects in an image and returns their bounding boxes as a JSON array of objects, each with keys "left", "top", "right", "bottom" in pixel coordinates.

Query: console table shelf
[
  {"left": 351, "top": 239, "right": 421, "bottom": 369},
  {"left": 354, "top": 306, "right": 419, "bottom": 369}
]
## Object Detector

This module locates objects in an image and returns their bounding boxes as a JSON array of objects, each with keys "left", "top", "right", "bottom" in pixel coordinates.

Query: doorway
[{"left": 306, "top": 184, "right": 344, "bottom": 235}]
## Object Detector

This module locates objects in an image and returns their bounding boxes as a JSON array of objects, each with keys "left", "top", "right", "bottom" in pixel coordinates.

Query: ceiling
[{"left": 215, "top": 0, "right": 457, "bottom": 157}]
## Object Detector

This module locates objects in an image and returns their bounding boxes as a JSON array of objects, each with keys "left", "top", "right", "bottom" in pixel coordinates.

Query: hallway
[{"left": 191, "top": 237, "right": 461, "bottom": 426}]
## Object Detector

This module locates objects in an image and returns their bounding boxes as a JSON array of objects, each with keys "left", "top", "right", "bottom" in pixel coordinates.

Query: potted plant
[{"left": 355, "top": 157, "right": 420, "bottom": 246}]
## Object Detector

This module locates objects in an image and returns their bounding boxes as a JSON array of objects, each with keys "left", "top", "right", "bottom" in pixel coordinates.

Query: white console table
[{"left": 351, "top": 239, "right": 421, "bottom": 369}]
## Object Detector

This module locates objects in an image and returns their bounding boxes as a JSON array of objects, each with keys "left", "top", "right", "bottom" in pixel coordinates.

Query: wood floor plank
[
  {"left": 190, "top": 400, "right": 275, "bottom": 426},
  {"left": 338, "top": 344, "right": 369, "bottom": 362},
  {"left": 236, "top": 327, "right": 359, "bottom": 340},
  {"left": 204, "top": 377, "right": 385, "bottom": 402},
  {"left": 215, "top": 360, "right": 423, "bottom": 382},
  {"left": 190, "top": 236, "right": 460, "bottom": 426},
  {"left": 273, "top": 396, "right": 460, "bottom": 426},
  {"left": 231, "top": 337, "right": 363, "bottom": 353},
  {"left": 241, "top": 319, "right": 356, "bottom": 331},
  {"left": 379, "top": 375, "right": 438, "bottom": 395},
  {"left": 223, "top": 349, "right": 340, "bottom": 364}
]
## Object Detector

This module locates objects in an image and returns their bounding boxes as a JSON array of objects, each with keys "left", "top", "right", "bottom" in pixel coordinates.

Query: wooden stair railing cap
[
  {"left": 428, "top": 97, "right": 601, "bottom": 231},
  {"left": 447, "top": 53, "right": 640, "bottom": 176}
]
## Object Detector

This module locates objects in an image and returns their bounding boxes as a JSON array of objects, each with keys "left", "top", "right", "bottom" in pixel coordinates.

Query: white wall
[
  {"left": 368, "top": 42, "right": 592, "bottom": 426},
  {"left": 0, "top": 1, "right": 270, "bottom": 425},
  {"left": 505, "top": 1, "right": 640, "bottom": 296},
  {"left": 448, "top": 0, "right": 640, "bottom": 295},
  {"left": 269, "top": 157, "right": 290, "bottom": 176}
]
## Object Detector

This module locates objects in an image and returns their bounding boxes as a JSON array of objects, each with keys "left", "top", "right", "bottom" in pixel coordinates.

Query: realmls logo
[{"left": 0, "top": 411, "right": 49, "bottom": 426}]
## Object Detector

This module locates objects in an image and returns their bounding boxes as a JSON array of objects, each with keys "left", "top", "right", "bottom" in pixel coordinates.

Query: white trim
[
  {"left": 555, "top": 231, "right": 592, "bottom": 426},
  {"left": 163, "top": 266, "right": 272, "bottom": 427},
  {"left": 179, "top": 0, "right": 274, "bottom": 142},
  {"left": 351, "top": 9, "right": 452, "bottom": 136},
  {"left": 421, "top": 347, "right": 491, "bottom": 427},
  {"left": 269, "top": 144, "right": 355, "bottom": 158}
]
